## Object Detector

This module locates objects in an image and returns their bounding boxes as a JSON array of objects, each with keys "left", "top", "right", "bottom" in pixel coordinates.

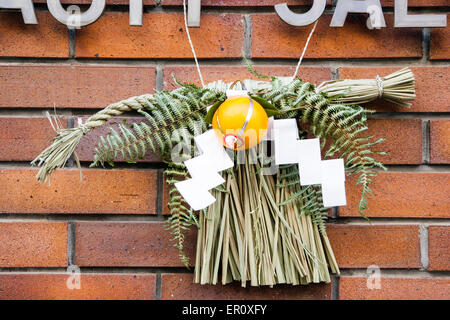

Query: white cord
[
  {"left": 292, "top": 20, "right": 319, "bottom": 81},
  {"left": 183, "top": 0, "right": 205, "bottom": 88},
  {"left": 182, "top": 1, "right": 318, "bottom": 86}
]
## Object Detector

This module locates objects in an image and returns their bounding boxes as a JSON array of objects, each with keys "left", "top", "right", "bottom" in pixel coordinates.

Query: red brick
[
  {"left": 76, "top": 13, "right": 244, "bottom": 59},
  {"left": 0, "top": 12, "right": 68, "bottom": 58},
  {"left": 34, "top": 0, "right": 156, "bottom": 4},
  {"left": 327, "top": 225, "right": 421, "bottom": 268},
  {"left": 0, "top": 65, "right": 155, "bottom": 109},
  {"left": 430, "top": 120, "right": 450, "bottom": 164},
  {"left": 0, "top": 222, "right": 67, "bottom": 267},
  {"left": 0, "top": 169, "right": 157, "bottom": 214},
  {"left": 162, "top": 0, "right": 331, "bottom": 5},
  {"left": 340, "top": 172, "right": 450, "bottom": 218},
  {"left": 161, "top": 273, "right": 332, "bottom": 300},
  {"left": 428, "top": 226, "right": 450, "bottom": 271},
  {"left": 339, "top": 277, "right": 450, "bottom": 300},
  {"left": 430, "top": 15, "right": 449, "bottom": 60},
  {"left": 163, "top": 0, "right": 445, "bottom": 5},
  {"left": 0, "top": 117, "right": 67, "bottom": 161},
  {"left": 252, "top": 15, "right": 422, "bottom": 59},
  {"left": 366, "top": 119, "right": 422, "bottom": 164},
  {"left": 163, "top": 65, "right": 332, "bottom": 90},
  {"left": 381, "top": 0, "right": 449, "bottom": 5},
  {"left": 0, "top": 274, "right": 155, "bottom": 300},
  {"left": 75, "top": 222, "right": 196, "bottom": 267},
  {"left": 76, "top": 116, "right": 162, "bottom": 163},
  {"left": 339, "top": 67, "right": 450, "bottom": 113}
]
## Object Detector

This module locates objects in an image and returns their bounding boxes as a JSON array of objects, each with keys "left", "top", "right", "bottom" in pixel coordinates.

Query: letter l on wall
[{"left": 395, "top": 0, "right": 446, "bottom": 27}]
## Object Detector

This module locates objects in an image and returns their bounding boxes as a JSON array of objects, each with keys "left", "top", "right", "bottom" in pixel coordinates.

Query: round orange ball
[{"left": 212, "top": 97, "right": 269, "bottom": 150}]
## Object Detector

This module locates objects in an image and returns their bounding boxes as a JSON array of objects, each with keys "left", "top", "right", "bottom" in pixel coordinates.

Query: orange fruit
[{"left": 212, "top": 97, "right": 269, "bottom": 150}]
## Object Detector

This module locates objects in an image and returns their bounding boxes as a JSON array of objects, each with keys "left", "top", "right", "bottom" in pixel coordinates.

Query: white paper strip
[
  {"left": 321, "top": 181, "right": 347, "bottom": 207},
  {"left": 177, "top": 120, "right": 348, "bottom": 211},
  {"left": 184, "top": 154, "right": 225, "bottom": 190},
  {"left": 297, "top": 138, "right": 322, "bottom": 185},
  {"left": 175, "top": 129, "right": 233, "bottom": 211},
  {"left": 270, "top": 119, "right": 348, "bottom": 208},
  {"left": 320, "top": 159, "right": 346, "bottom": 207},
  {"left": 175, "top": 179, "right": 216, "bottom": 211},
  {"left": 273, "top": 119, "right": 300, "bottom": 165},
  {"left": 321, "top": 158, "right": 346, "bottom": 182},
  {"left": 194, "top": 130, "right": 234, "bottom": 172}
]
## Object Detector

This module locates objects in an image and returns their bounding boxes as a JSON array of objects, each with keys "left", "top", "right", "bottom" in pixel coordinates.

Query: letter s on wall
[
  {"left": 46, "top": 0, "right": 105, "bottom": 28},
  {"left": 275, "top": 0, "right": 326, "bottom": 27}
]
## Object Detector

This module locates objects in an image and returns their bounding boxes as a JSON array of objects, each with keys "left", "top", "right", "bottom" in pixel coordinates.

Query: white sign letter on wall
[
  {"left": 47, "top": 0, "right": 105, "bottom": 28},
  {"left": 0, "top": 0, "right": 37, "bottom": 24},
  {"left": 129, "top": 0, "right": 143, "bottom": 26},
  {"left": 331, "top": 0, "right": 386, "bottom": 28},
  {"left": 394, "top": 0, "right": 446, "bottom": 27},
  {"left": 275, "top": 0, "right": 326, "bottom": 26}
]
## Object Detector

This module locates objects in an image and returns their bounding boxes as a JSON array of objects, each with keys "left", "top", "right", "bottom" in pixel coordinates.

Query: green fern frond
[
  {"left": 88, "top": 76, "right": 388, "bottom": 265},
  {"left": 268, "top": 78, "right": 385, "bottom": 218},
  {"left": 164, "top": 162, "right": 196, "bottom": 268},
  {"left": 90, "top": 88, "right": 225, "bottom": 167}
]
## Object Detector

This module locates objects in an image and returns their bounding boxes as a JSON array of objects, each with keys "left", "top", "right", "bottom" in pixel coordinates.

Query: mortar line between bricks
[
  {"left": 331, "top": 207, "right": 338, "bottom": 219},
  {"left": 0, "top": 267, "right": 193, "bottom": 274},
  {"left": 422, "top": 120, "right": 431, "bottom": 164},
  {"left": 0, "top": 58, "right": 449, "bottom": 67},
  {"left": 155, "top": 273, "right": 162, "bottom": 300},
  {"left": 0, "top": 268, "right": 448, "bottom": 277},
  {"left": 422, "top": 28, "right": 431, "bottom": 63},
  {"left": 331, "top": 67, "right": 339, "bottom": 80},
  {"left": 67, "top": 117, "right": 75, "bottom": 168},
  {"left": 326, "top": 218, "right": 450, "bottom": 225},
  {"left": 0, "top": 162, "right": 167, "bottom": 169},
  {"left": 331, "top": 274, "right": 339, "bottom": 300},
  {"left": 0, "top": 216, "right": 449, "bottom": 225},
  {"left": 155, "top": 64, "right": 164, "bottom": 91},
  {"left": 4, "top": 161, "right": 450, "bottom": 170},
  {"left": 68, "top": 28, "right": 75, "bottom": 59},
  {"left": 5, "top": 163, "right": 450, "bottom": 172},
  {"left": 0, "top": 215, "right": 168, "bottom": 222},
  {"left": 339, "top": 269, "right": 450, "bottom": 278},
  {"left": 243, "top": 15, "right": 252, "bottom": 59},
  {"left": 419, "top": 224, "right": 429, "bottom": 270},
  {"left": 67, "top": 222, "right": 76, "bottom": 266},
  {"left": 0, "top": 110, "right": 448, "bottom": 119}
]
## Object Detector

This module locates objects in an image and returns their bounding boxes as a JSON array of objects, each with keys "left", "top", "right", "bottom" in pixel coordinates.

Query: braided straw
[
  {"left": 32, "top": 94, "right": 153, "bottom": 183},
  {"left": 316, "top": 68, "right": 416, "bottom": 107}
]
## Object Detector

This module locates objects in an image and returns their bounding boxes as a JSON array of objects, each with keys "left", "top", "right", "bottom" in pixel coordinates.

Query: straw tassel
[{"left": 316, "top": 68, "right": 416, "bottom": 107}]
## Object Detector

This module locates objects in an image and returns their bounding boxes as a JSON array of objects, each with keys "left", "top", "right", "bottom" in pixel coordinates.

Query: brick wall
[{"left": 0, "top": 1, "right": 448, "bottom": 300}]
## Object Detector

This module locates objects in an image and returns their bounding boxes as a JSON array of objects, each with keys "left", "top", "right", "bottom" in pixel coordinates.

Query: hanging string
[
  {"left": 183, "top": 0, "right": 205, "bottom": 87},
  {"left": 182, "top": 0, "right": 318, "bottom": 86},
  {"left": 292, "top": 19, "right": 319, "bottom": 80}
]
